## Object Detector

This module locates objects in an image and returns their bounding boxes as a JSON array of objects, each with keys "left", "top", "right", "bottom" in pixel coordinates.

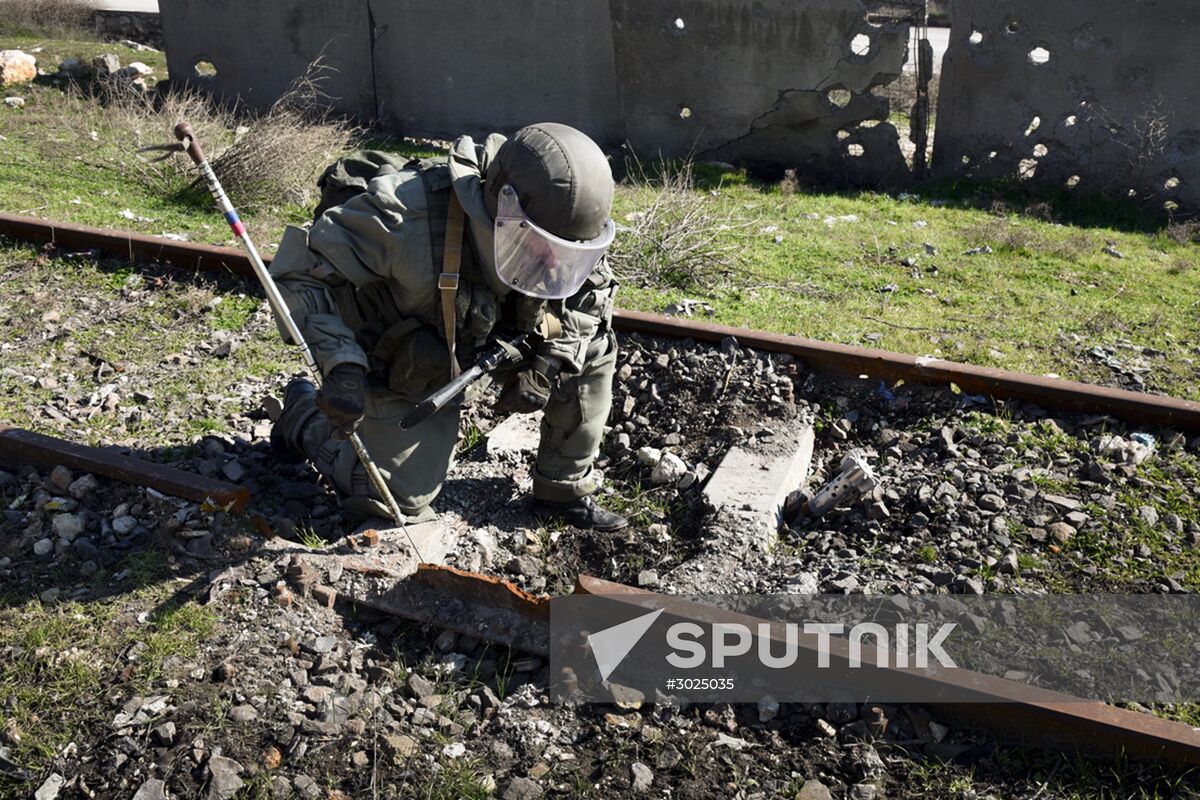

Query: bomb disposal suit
[{"left": 269, "top": 123, "right": 628, "bottom": 532}]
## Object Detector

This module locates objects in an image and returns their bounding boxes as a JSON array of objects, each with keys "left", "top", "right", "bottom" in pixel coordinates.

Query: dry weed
[
  {"left": 609, "top": 159, "right": 754, "bottom": 291},
  {"left": 1167, "top": 220, "right": 1200, "bottom": 245},
  {"left": 0, "top": 0, "right": 93, "bottom": 36},
  {"left": 66, "top": 59, "right": 357, "bottom": 210},
  {"left": 204, "top": 62, "right": 359, "bottom": 210}
]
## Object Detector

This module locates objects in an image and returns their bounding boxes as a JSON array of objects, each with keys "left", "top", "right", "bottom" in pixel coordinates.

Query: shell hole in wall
[
  {"left": 679, "top": 106, "right": 692, "bottom": 119},
  {"left": 194, "top": 60, "right": 217, "bottom": 77},
  {"left": 1024, "top": 116, "right": 1041, "bottom": 136},
  {"left": 850, "top": 34, "right": 871, "bottom": 56},
  {"left": 961, "top": 155, "right": 972, "bottom": 165},
  {"left": 1065, "top": 115, "right": 1077, "bottom": 127},
  {"left": 1033, "top": 143, "right": 1049, "bottom": 157},
  {"left": 1005, "top": 20, "right": 1020, "bottom": 34},
  {"left": 673, "top": 17, "right": 685, "bottom": 30},
  {"left": 827, "top": 88, "right": 852, "bottom": 109},
  {"left": 987, "top": 150, "right": 998, "bottom": 160},
  {"left": 860, "top": 119, "right": 880, "bottom": 128},
  {"left": 847, "top": 143, "right": 865, "bottom": 157},
  {"left": 1018, "top": 159, "right": 1038, "bottom": 180},
  {"left": 1165, "top": 177, "right": 1181, "bottom": 190},
  {"left": 1029, "top": 47, "right": 1051, "bottom": 65},
  {"left": 1127, "top": 188, "right": 1138, "bottom": 198},
  {"left": 1165, "top": 200, "right": 1180, "bottom": 212},
  {"left": 837, "top": 129, "right": 851, "bottom": 141},
  {"left": 1066, "top": 175, "right": 1081, "bottom": 188},
  {"left": 969, "top": 30, "right": 984, "bottom": 45}
]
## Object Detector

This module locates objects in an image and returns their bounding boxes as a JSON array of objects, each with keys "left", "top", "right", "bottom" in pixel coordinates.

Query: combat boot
[
  {"left": 270, "top": 377, "right": 320, "bottom": 463},
  {"left": 532, "top": 495, "right": 629, "bottom": 533}
]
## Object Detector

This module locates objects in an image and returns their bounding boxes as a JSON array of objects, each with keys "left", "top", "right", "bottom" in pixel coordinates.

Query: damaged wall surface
[
  {"left": 370, "top": 0, "right": 624, "bottom": 143},
  {"left": 610, "top": 0, "right": 912, "bottom": 181},
  {"left": 934, "top": 0, "right": 1200, "bottom": 213},
  {"left": 159, "top": 0, "right": 917, "bottom": 182},
  {"left": 159, "top": 0, "right": 375, "bottom": 119}
]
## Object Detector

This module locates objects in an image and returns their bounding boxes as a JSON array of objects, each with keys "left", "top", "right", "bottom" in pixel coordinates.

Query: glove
[
  {"left": 316, "top": 364, "right": 367, "bottom": 440},
  {"left": 495, "top": 355, "right": 559, "bottom": 416}
]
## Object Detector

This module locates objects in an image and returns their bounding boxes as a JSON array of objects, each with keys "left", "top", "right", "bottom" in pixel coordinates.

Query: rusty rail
[
  {"left": 0, "top": 425, "right": 250, "bottom": 511},
  {"left": 3, "top": 212, "right": 1198, "bottom": 432},
  {"left": 613, "top": 309, "right": 1200, "bottom": 434},
  {"left": 0, "top": 212, "right": 252, "bottom": 276},
  {"left": 576, "top": 575, "right": 1200, "bottom": 767}
]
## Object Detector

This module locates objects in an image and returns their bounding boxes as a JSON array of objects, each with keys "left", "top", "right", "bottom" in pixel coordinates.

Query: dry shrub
[
  {"left": 101, "top": 60, "right": 356, "bottom": 210},
  {"left": 610, "top": 158, "right": 753, "bottom": 291},
  {"left": 1167, "top": 220, "right": 1200, "bottom": 245},
  {"left": 204, "top": 62, "right": 359, "bottom": 210},
  {"left": 965, "top": 217, "right": 1042, "bottom": 253},
  {"left": 778, "top": 168, "right": 801, "bottom": 196},
  {"left": 0, "top": 0, "right": 93, "bottom": 36}
]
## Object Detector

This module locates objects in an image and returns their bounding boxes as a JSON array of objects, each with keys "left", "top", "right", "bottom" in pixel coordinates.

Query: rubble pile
[
  {"left": 771, "top": 401, "right": 1199, "bottom": 597},
  {"left": 4, "top": 304, "right": 1199, "bottom": 796}
]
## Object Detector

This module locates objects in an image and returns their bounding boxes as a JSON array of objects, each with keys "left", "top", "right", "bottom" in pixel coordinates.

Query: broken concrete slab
[
  {"left": 703, "top": 424, "right": 815, "bottom": 551},
  {"left": 665, "top": 423, "right": 815, "bottom": 593},
  {"left": 484, "top": 412, "right": 542, "bottom": 461},
  {"left": 351, "top": 518, "right": 457, "bottom": 571}
]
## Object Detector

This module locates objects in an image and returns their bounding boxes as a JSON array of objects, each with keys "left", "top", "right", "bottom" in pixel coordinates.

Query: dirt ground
[{"left": 3, "top": 246, "right": 1200, "bottom": 799}]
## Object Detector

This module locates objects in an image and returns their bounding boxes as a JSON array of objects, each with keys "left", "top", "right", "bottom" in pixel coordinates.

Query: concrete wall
[
  {"left": 370, "top": 0, "right": 623, "bottom": 143},
  {"left": 610, "top": 0, "right": 911, "bottom": 180},
  {"left": 159, "top": 0, "right": 374, "bottom": 119},
  {"left": 92, "top": 10, "right": 162, "bottom": 48},
  {"left": 159, "top": 0, "right": 917, "bottom": 183},
  {"left": 933, "top": 0, "right": 1200, "bottom": 213}
]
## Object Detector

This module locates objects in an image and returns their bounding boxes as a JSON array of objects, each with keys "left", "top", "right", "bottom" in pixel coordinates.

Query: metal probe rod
[{"left": 171, "top": 122, "right": 422, "bottom": 558}]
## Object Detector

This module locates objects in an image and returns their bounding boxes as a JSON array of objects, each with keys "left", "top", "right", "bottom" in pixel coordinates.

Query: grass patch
[
  {"left": 0, "top": 0, "right": 93, "bottom": 38},
  {"left": 209, "top": 292, "right": 261, "bottom": 331},
  {"left": 0, "top": 246, "right": 295, "bottom": 449},
  {"left": 0, "top": 555, "right": 219, "bottom": 787},
  {"left": 1, "top": 33, "right": 1199, "bottom": 401},
  {"left": 602, "top": 479, "right": 672, "bottom": 531},
  {"left": 416, "top": 759, "right": 495, "bottom": 800}
]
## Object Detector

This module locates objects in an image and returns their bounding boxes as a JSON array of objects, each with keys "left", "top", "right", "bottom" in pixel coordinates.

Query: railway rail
[
  {"left": 2, "top": 212, "right": 1198, "bottom": 433},
  {"left": 2, "top": 212, "right": 1200, "bottom": 767}
]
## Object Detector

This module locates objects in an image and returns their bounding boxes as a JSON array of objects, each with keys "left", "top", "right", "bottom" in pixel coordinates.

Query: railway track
[{"left": 2, "top": 212, "right": 1199, "bottom": 768}]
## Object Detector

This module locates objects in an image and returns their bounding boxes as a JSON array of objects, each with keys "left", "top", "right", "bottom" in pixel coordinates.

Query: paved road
[{"left": 92, "top": 0, "right": 159, "bottom": 11}]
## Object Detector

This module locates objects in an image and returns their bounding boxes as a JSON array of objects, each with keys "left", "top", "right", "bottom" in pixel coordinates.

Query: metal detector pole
[{"left": 171, "top": 122, "right": 421, "bottom": 556}]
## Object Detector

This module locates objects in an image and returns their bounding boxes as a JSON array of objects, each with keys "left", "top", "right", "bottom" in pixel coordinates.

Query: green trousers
[{"left": 293, "top": 331, "right": 617, "bottom": 519}]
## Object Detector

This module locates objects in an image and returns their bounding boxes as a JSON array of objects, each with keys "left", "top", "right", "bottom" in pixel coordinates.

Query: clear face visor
[{"left": 493, "top": 184, "right": 615, "bottom": 300}]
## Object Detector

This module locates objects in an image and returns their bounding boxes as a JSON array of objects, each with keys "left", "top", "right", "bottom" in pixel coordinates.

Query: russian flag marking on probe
[{"left": 225, "top": 210, "right": 246, "bottom": 237}]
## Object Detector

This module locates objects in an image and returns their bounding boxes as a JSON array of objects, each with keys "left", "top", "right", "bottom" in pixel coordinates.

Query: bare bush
[
  {"left": 1167, "top": 220, "right": 1200, "bottom": 245},
  {"left": 0, "top": 0, "right": 93, "bottom": 36},
  {"left": 204, "top": 62, "right": 359, "bottom": 210},
  {"left": 96, "top": 60, "right": 357, "bottom": 210},
  {"left": 609, "top": 159, "right": 754, "bottom": 291}
]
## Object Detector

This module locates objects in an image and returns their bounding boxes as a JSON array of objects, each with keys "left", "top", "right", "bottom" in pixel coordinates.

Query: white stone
[
  {"left": 650, "top": 452, "right": 687, "bottom": 485},
  {"left": 636, "top": 446, "right": 662, "bottom": 467},
  {"left": 0, "top": 50, "right": 36, "bottom": 86},
  {"left": 52, "top": 513, "right": 84, "bottom": 541},
  {"left": 113, "top": 515, "right": 138, "bottom": 535}
]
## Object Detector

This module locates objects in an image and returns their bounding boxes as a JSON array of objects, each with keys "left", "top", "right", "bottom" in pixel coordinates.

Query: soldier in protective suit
[{"left": 268, "top": 123, "right": 629, "bottom": 532}]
